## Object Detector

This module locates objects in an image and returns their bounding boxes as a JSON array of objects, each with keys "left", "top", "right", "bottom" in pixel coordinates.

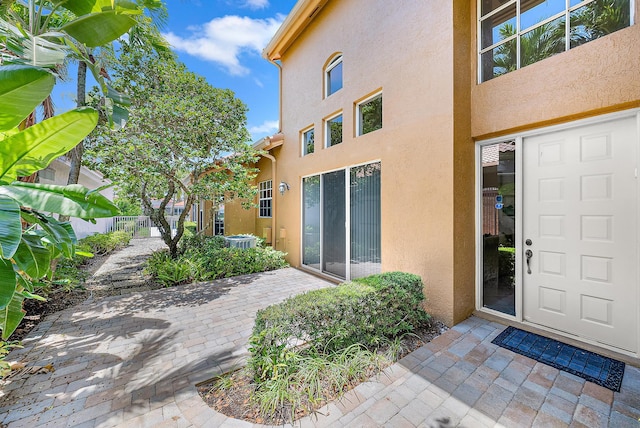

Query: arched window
[{"left": 325, "top": 54, "right": 343, "bottom": 97}]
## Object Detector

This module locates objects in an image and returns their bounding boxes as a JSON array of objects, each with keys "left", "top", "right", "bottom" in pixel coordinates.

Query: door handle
[{"left": 525, "top": 249, "right": 533, "bottom": 274}]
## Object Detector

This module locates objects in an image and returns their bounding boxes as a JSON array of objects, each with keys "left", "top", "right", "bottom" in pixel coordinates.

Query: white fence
[{"left": 109, "top": 216, "right": 180, "bottom": 238}]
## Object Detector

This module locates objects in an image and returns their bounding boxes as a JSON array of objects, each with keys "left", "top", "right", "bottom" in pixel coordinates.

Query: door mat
[{"left": 492, "top": 326, "right": 625, "bottom": 392}]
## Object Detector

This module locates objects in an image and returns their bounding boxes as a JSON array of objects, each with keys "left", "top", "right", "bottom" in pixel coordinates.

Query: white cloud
[
  {"left": 242, "top": 0, "right": 269, "bottom": 9},
  {"left": 253, "top": 77, "right": 264, "bottom": 88},
  {"left": 249, "top": 119, "right": 279, "bottom": 135},
  {"left": 164, "top": 14, "right": 284, "bottom": 76}
]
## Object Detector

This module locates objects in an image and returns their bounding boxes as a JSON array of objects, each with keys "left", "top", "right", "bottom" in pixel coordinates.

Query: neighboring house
[
  {"left": 203, "top": 0, "right": 640, "bottom": 358},
  {"left": 150, "top": 199, "right": 186, "bottom": 216},
  {"left": 38, "top": 157, "right": 115, "bottom": 239},
  {"left": 196, "top": 136, "right": 281, "bottom": 243}
]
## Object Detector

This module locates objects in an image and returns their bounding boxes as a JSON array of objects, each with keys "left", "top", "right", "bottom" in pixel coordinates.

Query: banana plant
[
  {"left": 0, "top": 0, "right": 141, "bottom": 127},
  {"left": 0, "top": 0, "right": 147, "bottom": 339}
]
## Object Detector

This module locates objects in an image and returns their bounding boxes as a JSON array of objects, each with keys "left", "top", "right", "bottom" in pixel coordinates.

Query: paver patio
[{"left": 1, "top": 264, "right": 639, "bottom": 427}]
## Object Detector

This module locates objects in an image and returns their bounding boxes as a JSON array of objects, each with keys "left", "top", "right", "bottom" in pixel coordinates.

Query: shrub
[
  {"left": 249, "top": 272, "right": 430, "bottom": 381},
  {"left": 49, "top": 231, "right": 132, "bottom": 290},
  {"left": 80, "top": 231, "right": 132, "bottom": 255},
  {"left": 147, "top": 235, "right": 288, "bottom": 286}
]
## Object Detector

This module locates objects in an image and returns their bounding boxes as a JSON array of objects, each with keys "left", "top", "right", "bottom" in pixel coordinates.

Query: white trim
[
  {"left": 475, "top": 143, "right": 483, "bottom": 311},
  {"left": 344, "top": 168, "right": 351, "bottom": 281},
  {"left": 300, "top": 159, "right": 383, "bottom": 281},
  {"left": 258, "top": 179, "right": 273, "bottom": 218},
  {"left": 476, "top": 108, "right": 640, "bottom": 358},
  {"left": 325, "top": 54, "right": 343, "bottom": 98},
  {"left": 515, "top": 136, "right": 524, "bottom": 322},
  {"left": 636, "top": 111, "right": 640, "bottom": 357}
]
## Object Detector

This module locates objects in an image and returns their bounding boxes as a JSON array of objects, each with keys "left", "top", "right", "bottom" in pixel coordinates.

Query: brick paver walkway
[{"left": 1, "top": 264, "right": 639, "bottom": 426}]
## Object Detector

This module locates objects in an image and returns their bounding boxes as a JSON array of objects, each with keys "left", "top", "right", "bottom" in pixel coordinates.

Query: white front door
[{"left": 523, "top": 116, "right": 638, "bottom": 353}]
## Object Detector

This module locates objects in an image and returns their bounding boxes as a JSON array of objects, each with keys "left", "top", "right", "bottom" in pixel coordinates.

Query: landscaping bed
[
  {"left": 197, "top": 271, "right": 444, "bottom": 425},
  {"left": 197, "top": 320, "right": 446, "bottom": 425}
]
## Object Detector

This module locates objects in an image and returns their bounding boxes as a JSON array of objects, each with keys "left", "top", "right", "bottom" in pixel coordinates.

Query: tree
[
  {"left": 0, "top": 0, "right": 142, "bottom": 339},
  {"left": 86, "top": 51, "right": 259, "bottom": 258},
  {"left": 65, "top": 0, "right": 171, "bottom": 192},
  {"left": 570, "top": 0, "right": 630, "bottom": 48}
]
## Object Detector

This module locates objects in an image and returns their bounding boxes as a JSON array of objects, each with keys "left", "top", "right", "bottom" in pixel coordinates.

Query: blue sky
[
  {"left": 55, "top": 0, "right": 297, "bottom": 142},
  {"left": 162, "top": 0, "right": 298, "bottom": 141}
]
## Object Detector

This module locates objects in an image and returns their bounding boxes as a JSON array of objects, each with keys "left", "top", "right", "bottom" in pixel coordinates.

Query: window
[
  {"left": 479, "top": 0, "right": 631, "bottom": 82},
  {"left": 302, "top": 162, "right": 381, "bottom": 280},
  {"left": 259, "top": 180, "right": 272, "bottom": 218},
  {"left": 326, "top": 114, "right": 343, "bottom": 147},
  {"left": 357, "top": 93, "right": 382, "bottom": 136},
  {"left": 325, "top": 55, "right": 343, "bottom": 97},
  {"left": 302, "top": 127, "right": 315, "bottom": 155}
]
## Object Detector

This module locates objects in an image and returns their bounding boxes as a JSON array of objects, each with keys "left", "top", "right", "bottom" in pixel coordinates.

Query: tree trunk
[
  {"left": 60, "top": 61, "right": 88, "bottom": 222},
  {"left": 67, "top": 60, "right": 87, "bottom": 186}
]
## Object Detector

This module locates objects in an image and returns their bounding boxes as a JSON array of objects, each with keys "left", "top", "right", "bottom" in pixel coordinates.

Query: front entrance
[{"left": 479, "top": 112, "right": 639, "bottom": 355}]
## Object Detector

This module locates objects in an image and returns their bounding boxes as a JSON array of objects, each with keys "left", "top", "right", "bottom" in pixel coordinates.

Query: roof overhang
[
  {"left": 262, "top": 0, "right": 328, "bottom": 61},
  {"left": 253, "top": 133, "right": 284, "bottom": 152}
]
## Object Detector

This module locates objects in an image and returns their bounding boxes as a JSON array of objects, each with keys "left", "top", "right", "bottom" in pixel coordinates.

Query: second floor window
[
  {"left": 259, "top": 180, "right": 272, "bottom": 218},
  {"left": 479, "top": 0, "right": 632, "bottom": 82}
]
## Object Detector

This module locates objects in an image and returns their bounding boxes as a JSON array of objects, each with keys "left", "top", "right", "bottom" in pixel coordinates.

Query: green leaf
[
  {"left": 0, "top": 259, "right": 16, "bottom": 311},
  {"left": 106, "top": 84, "right": 131, "bottom": 106},
  {"left": 25, "top": 215, "right": 76, "bottom": 259},
  {"left": 0, "top": 66, "right": 55, "bottom": 131},
  {"left": 20, "top": 290, "right": 46, "bottom": 302},
  {"left": 13, "top": 234, "right": 51, "bottom": 279},
  {"left": 62, "top": 0, "right": 141, "bottom": 16},
  {"left": 61, "top": 11, "right": 137, "bottom": 48},
  {"left": 111, "top": 104, "right": 129, "bottom": 130},
  {"left": 0, "top": 21, "right": 68, "bottom": 68},
  {"left": 0, "top": 195, "right": 21, "bottom": 259},
  {"left": 0, "top": 182, "right": 119, "bottom": 219},
  {"left": 1, "top": 292, "right": 25, "bottom": 340},
  {"left": 0, "top": 107, "right": 98, "bottom": 183}
]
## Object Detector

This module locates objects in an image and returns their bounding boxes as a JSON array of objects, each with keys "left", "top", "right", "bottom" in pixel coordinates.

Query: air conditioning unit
[{"left": 224, "top": 235, "right": 256, "bottom": 249}]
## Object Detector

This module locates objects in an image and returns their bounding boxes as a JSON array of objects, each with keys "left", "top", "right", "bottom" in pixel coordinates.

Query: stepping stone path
[{"left": 86, "top": 238, "right": 166, "bottom": 296}]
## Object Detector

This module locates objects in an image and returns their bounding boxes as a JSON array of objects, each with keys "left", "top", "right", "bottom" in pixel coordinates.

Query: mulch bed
[{"left": 197, "top": 320, "right": 448, "bottom": 425}]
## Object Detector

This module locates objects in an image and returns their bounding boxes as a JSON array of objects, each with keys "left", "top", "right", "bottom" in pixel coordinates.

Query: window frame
[
  {"left": 324, "top": 54, "right": 343, "bottom": 97},
  {"left": 301, "top": 160, "right": 382, "bottom": 281},
  {"left": 301, "top": 126, "right": 315, "bottom": 156},
  {"left": 356, "top": 91, "right": 383, "bottom": 137},
  {"left": 258, "top": 180, "right": 273, "bottom": 218},
  {"left": 325, "top": 112, "right": 343, "bottom": 148},
  {"left": 477, "top": 0, "right": 634, "bottom": 83}
]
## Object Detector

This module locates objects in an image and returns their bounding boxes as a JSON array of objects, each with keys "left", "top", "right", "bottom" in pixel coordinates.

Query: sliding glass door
[
  {"left": 302, "top": 162, "right": 381, "bottom": 280},
  {"left": 322, "top": 171, "right": 346, "bottom": 277},
  {"left": 350, "top": 163, "right": 381, "bottom": 278}
]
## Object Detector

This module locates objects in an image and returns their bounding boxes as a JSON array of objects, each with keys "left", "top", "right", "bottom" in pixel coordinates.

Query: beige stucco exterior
[{"left": 207, "top": 0, "right": 640, "bottom": 327}]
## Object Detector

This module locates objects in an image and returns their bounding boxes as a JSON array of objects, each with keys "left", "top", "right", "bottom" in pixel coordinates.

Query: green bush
[
  {"left": 147, "top": 235, "right": 288, "bottom": 286},
  {"left": 50, "top": 231, "right": 132, "bottom": 289},
  {"left": 81, "top": 231, "right": 132, "bottom": 255},
  {"left": 249, "top": 272, "right": 430, "bottom": 381},
  {"left": 145, "top": 250, "right": 201, "bottom": 287}
]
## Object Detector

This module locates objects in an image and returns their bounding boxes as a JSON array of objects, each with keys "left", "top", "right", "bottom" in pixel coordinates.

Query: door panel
[{"left": 523, "top": 116, "right": 638, "bottom": 353}]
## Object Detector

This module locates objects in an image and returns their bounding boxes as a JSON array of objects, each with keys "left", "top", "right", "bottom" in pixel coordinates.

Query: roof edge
[{"left": 263, "top": 0, "right": 327, "bottom": 61}]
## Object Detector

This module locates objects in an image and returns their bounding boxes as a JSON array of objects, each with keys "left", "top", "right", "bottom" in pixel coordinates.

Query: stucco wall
[
  {"left": 275, "top": 0, "right": 466, "bottom": 325},
  {"left": 471, "top": 6, "right": 640, "bottom": 138}
]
